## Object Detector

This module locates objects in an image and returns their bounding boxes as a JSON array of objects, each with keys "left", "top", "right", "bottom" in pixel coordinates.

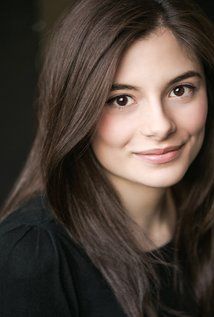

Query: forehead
[{"left": 114, "top": 27, "right": 203, "bottom": 83}]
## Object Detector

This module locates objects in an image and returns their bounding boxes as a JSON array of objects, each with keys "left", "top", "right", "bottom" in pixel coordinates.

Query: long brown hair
[{"left": 1, "top": 0, "right": 213, "bottom": 316}]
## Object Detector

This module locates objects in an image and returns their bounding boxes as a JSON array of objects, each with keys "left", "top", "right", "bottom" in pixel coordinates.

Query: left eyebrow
[
  {"left": 167, "top": 70, "right": 203, "bottom": 86},
  {"left": 110, "top": 70, "right": 203, "bottom": 92}
]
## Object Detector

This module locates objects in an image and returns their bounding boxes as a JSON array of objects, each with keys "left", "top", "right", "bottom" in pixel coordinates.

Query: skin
[{"left": 91, "top": 27, "right": 208, "bottom": 249}]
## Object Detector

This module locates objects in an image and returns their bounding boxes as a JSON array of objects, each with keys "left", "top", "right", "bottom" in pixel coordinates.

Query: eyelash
[{"left": 106, "top": 84, "right": 197, "bottom": 109}]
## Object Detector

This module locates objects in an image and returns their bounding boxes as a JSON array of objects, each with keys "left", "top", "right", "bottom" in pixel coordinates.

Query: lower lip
[{"left": 133, "top": 146, "right": 184, "bottom": 164}]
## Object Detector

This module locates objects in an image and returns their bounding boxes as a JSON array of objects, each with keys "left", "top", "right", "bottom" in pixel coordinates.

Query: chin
[{"left": 128, "top": 163, "right": 190, "bottom": 188}]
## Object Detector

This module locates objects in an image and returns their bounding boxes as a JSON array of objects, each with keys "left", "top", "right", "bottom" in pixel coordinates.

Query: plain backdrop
[{"left": 0, "top": 0, "right": 213, "bottom": 207}]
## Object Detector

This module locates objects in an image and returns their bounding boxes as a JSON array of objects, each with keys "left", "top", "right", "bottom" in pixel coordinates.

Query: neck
[{"left": 107, "top": 173, "right": 177, "bottom": 249}]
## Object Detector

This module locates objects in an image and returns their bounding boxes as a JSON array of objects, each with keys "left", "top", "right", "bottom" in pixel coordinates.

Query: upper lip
[{"left": 134, "top": 144, "right": 184, "bottom": 155}]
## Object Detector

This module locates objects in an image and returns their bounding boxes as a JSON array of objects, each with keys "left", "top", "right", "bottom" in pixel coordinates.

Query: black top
[{"left": 0, "top": 195, "right": 199, "bottom": 317}]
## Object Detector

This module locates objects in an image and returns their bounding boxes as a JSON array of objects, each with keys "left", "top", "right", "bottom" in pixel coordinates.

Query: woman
[{"left": 0, "top": 0, "right": 213, "bottom": 316}]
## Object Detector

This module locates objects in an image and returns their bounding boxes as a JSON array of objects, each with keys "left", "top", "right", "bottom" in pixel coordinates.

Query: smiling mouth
[
  {"left": 133, "top": 143, "right": 185, "bottom": 164},
  {"left": 134, "top": 143, "right": 184, "bottom": 155}
]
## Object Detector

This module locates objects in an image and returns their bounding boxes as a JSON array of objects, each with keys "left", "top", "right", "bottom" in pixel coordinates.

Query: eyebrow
[{"left": 110, "top": 70, "right": 203, "bottom": 92}]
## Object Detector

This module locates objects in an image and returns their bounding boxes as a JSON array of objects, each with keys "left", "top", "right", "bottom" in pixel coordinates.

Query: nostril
[{"left": 139, "top": 119, "right": 176, "bottom": 139}]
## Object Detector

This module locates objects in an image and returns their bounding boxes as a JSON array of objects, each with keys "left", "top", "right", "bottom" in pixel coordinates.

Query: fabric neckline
[{"left": 145, "top": 238, "right": 174, "bottom": 254}]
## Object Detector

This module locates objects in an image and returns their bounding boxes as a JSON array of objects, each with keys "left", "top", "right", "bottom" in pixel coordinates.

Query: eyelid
[
  {"left": 168, "top": 83, "right": 197, "bottom": 97},
  {"left": 106, "top": 94, "right": 134, "bottom": 104},
  {"left": 169, "top": 81, "right": 198, "bottom": 90}
]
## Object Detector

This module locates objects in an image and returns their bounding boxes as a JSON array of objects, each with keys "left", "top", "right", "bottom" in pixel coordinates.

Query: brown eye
[
  {"left": 174, "top": 86, "right": 185, "bottom": 96},
  {"left": 106, "top": 95, "right": 134, "bottom": 108},
  {"left": 170, "top": 85, "right": 196, "bottom": 98},
  {"left": 116, "top": 96, "right": 129, "bottom": 106}
]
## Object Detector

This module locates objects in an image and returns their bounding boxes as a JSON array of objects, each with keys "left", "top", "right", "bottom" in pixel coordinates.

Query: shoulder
[
  {"left": 0, "top": 194, "right": 54, "bottom": 228},
  {"left": 0, "top": 194, "right": 85, "bottom": 278},
  {"left": 0, "top": 195, "right": 80, "bottom": 316}
]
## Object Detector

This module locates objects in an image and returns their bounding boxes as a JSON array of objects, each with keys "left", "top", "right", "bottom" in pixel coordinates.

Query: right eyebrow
[{"left": 110, "top": 83, "right": 140, "bottom": 92}]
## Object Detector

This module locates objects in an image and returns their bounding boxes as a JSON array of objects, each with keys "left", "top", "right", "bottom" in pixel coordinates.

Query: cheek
[
  {"left": 180, "top": 97, "right": 208, "bottom": 135},
  {"left": 92, "top": 112, "right": 134, "bottom": 148}
]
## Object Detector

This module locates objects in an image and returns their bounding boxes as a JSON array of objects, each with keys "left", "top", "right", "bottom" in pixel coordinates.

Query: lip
[
  {"left": 133, "top": 144, "right": 184, "bottom": 164},
  {"left": 134, "top": 144, "right": 184, "bottom": 155}
]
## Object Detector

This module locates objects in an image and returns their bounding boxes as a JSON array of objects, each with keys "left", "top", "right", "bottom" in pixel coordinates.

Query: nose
[{"left": 139, "top": 102, "right": 176, "bottom": 140}]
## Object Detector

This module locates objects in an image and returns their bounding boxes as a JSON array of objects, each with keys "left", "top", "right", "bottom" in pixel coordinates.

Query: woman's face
[{"left": 91, "top": 27, "right": 208, "bottom": 189}]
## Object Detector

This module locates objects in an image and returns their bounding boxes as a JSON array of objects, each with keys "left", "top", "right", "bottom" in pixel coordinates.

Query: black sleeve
[{"left": 0, "top": 223, "right": 79, "bottom": 317}]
